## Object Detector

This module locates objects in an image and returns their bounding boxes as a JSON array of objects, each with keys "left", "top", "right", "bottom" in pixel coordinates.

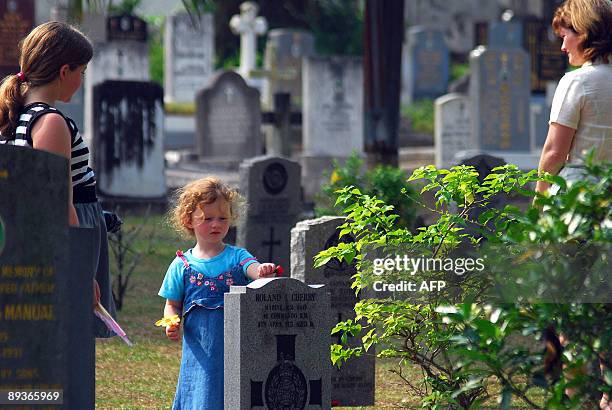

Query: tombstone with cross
[
  {"left": 224, "top": 277, "right": 331, "bottom": 409},
  {"left": 230, "top": 1, "right": 268, "bottom": 78},
  {"left": 237, "top": 156, "right": 301, "bottom": 273},
  {"left": 291, "top": 216, "right": 375, "bottom": 406},
  {"left": 195, "top": 70, "right": 262, "bottom": 166}
]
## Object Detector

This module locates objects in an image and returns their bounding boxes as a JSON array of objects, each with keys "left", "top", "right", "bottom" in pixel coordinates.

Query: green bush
[
  {"left": 314, "top": 153, "right": 417, "bottom": 229},
  {"left": 315, "top": 156, "right": 611, "bottom": 409},
  {"left": 402, "top": 99, "right": 434, "bottom": 135}
]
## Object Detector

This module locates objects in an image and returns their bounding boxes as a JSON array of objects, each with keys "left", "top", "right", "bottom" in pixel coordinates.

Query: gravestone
[
  {"left": 403, "top": 0, "right": 501, "bottom": 53},
  {"left": 84, "top": 13, "right": 149, "bottom": 140},
  {"left": 224, "top": 277, "right": 331, "bottom": 409},
  {"left": 262, "top": 29, "right": 315, "bottom": 109},
  {"left": 237, "top": 156, "right": 301, "bottom": 273},
  {"left": 0, "top": 0, "right": 35, "bottom": 78},
  {"left": 469, "top": 45, "right": 530, "bottom": 151},
  {"left": 0, "top": 145, "right": 70, "bottom": 404},
  {"left": 195, "top": 70, "right": 262, "bottom": 164},
  {"left": 291, "top": 217, "right": 375, "bottom": 406},
  {"left": 0, "top": 146, "right": 96, "bottom": 408},
  {"left": 402, "top": 26, "right": 450, "bottom": 104},
  {"left": 165, "top": 11, "right": 215, "bottom": 103},
  {"left": 478, "top": 17, "right": 567, "bottom": 93},
  {"left": 301, "top": 56, "right": 363, "bottom": 202},
  {"left": 229, "top": 1, "right": 267, "bottom": 78},
  {"left": 92, "top": 80, "right": 166, "bottom": 198},
  {"left": 435, "top": 93, "right": 472, "bottom": 169}
]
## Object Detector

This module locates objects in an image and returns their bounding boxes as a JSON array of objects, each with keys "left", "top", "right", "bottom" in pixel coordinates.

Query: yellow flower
[
  {"left": 155, "top": 315, "right": 181, "bottom": 327},
  {"left": 330, "top": 170, "right": 341, "bottom": 184}
]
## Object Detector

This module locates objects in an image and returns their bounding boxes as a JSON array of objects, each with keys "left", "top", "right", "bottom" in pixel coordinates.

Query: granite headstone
[
  {"left": 195, "top": 70, "right": 262, "bottom": 164},
  {"left": 469, "top": 45, "right": 531, "bottom": 151},
  {"left": 92, "top": 80, "right": 166, "bottom": 198},
  {"left": 0, "top": 0, "right": 35, "bottom": 78},
  {"left": 165, "top": 11, "right": 215, "bottom": 103},
  {"left": 224, "top": 277, "right": 331, "bottom": 409},
  {"left": 291, "top": 216, "right": 375, "bottom": 407},
  {"left": 237, "top": 156, "right": 301, "bottom": 273},
  {"left": 0, "top": 145, "right": 70, "bottom": 404}
]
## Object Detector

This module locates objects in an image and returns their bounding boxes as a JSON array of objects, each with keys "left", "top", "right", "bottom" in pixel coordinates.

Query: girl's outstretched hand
[{"left": 257, "top": 263, "right": 277, "bottom": 278}]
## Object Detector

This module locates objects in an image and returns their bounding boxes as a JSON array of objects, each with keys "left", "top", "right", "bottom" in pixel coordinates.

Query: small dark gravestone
[
  {"left": 224, "top": 277, "right": 331, "bottom": 409},
  {"left": 196, "top": 70, "right": 262, "bottom": 165},
  {"left": 92, "top": 80, "right": 166, "bottom": 199},
  {"left": 237, "top": 156, "right": 301, "bottom": 272},
  {"left": 0, "top": 0, "right": 35, "bottom": 78},
  {"left": 461, "top": 154, "right": 507, "bottom": 234},
  {"left": 0, "top": 145, "right": 70, "bottom": 405},
  {"left": 291, "top": 216, "right": 375, "bottom": 406}
]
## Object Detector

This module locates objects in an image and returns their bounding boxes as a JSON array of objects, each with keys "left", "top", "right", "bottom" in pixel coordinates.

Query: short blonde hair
[
  {"left": 169, "top": 177, "right": 242, "bottom": 237},
  {"left": 552, "top": 0, "right": 612, "bottom": 63}
]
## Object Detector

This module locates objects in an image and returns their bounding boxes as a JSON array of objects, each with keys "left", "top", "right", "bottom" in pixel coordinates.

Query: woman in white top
[{"left": 536, "top": 0, "right": 611, "bottom": 194}]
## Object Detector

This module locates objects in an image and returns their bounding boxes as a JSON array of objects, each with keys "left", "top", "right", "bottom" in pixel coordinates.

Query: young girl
[
  {"left": 0, "top": 21, "right": 116, "bottom": 335},
  {"left": 159, "top": 177, "right": 276, "bottom": 410}
]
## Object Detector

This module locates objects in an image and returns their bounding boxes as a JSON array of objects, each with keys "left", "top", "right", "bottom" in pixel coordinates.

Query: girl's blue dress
[{"left": 159, "top": 247, "right": 255, "bottom": 410}]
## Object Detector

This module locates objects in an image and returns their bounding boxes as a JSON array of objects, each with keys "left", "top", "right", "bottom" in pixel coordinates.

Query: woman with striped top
[{"left": 0, "top": 21, "right": 116, "bottom": 337}]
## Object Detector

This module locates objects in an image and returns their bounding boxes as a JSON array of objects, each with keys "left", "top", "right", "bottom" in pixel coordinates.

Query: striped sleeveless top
[{"left": 0, "top": 102, "right": 97, "bottom": 203}]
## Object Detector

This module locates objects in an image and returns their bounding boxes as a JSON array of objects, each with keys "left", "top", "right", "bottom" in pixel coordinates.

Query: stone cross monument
[{"left": 229, "top": 1, "right": 268, "bottom": 77}]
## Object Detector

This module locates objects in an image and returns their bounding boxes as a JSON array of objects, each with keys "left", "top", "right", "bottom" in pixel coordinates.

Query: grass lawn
[{"left": 95, "top": 214, "right": 544, "bottom": 409}]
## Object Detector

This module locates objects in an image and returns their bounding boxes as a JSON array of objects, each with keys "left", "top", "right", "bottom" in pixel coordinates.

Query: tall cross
[{"left": 229, "top": 1, "right": 268, "bottom": 77}]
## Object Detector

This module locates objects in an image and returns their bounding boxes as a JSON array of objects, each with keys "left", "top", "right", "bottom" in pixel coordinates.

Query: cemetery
[{"left": 0, "top": 0, "right": 610, "bottom": 409}]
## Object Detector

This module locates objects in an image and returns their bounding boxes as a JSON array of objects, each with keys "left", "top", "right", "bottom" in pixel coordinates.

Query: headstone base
[{"left": 455, "top": 150, "right": 540, "bottom": 171}]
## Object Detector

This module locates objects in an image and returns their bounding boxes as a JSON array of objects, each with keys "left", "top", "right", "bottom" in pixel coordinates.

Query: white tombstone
[
  {"left": 229, "top": 1, "right": 267, "bottom": 78},
  {"left": 84, "top": 14, "right": 150, "bottom": 144},
  {"left": 165, "top": 11, "right": 215, "bottom": 103},
  {"left": 434, "top": 93, "right": 472, "bottom": 169},
  {"left": 301, "top": 56, "right": 363, "bottom": 202}
]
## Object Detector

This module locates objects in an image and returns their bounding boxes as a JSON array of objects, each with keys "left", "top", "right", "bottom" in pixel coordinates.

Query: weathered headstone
[
  {"left": 224, "top": 277, "right": 331, "bottom": 409},
  {"left": 229, "top": 1, "right": 267, "bottom": 78},
  {"left": 0, "top": 145, "right": 70, "bottom": 404},
  {"left": 237, "top": 156, "right": 301, "bottom": 272},
  {"left": 469, "top": 45, "right": 531, "bottom": 151},
  {"left": 301, "top": 56, "right": 363, "bottom": 202},
  {"left": 262, "top": 29, "right": 315, "bottom": 109},
  {"left": 195, "top": 70, "right": 262, "bottom": 164},
  {"left": 403, "top": 0, "right": 501, "bottom": 54},
  {"left": 165, "top": 11, "right": 215, "bottom": 103},
  {"left": 92, "top": 80, "right": 166, "bottom": 198},
  {"left": 291, "top": 217, "right": 375, "bottom": 406},
  {"left": 435, "top": 93, "right": 472, "bottom": 169},
  {"left": 0, "top": 0, "right": 35, "bottom": 78},
  {"left": 403, "top": 26, "right": 450, "bottom": 104},
  {"left": 84, "top": 13, "right": 149, "bottom": 140}
]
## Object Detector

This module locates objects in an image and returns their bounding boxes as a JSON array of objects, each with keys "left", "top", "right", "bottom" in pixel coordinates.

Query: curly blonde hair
[{"left": 169, "top": 177, "right": 242, "bottom": 237}]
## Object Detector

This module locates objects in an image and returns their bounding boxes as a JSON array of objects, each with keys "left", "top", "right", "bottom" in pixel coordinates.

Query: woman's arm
[
  {"left": 30, "top": 113, "right": 79, "bottom": 226},
  {"left": 536, "top": 122, "right": 576, "bottom": 193}
]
